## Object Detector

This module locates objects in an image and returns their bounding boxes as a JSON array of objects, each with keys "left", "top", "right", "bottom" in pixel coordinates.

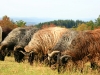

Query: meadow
[{"left": 0, "top": 57, "right": 99, "bottom": 75}]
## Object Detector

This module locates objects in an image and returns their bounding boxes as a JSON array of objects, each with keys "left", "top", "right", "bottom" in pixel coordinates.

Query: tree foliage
[
  {"left": 0, "top": 15, "right": 100, "bottom": 33},
  {"left": 0, "top": 15, "right": 18, "bottom": 40},
  {"left": 41, "top": 23, "right": 56, "bottom": 29},
  {"left": 76, "top": 23, "right": 88, "bottom": 31},
  {"left": 95, "top": 15, "right": 100, "bottom": 26},
  {"left": 36, "top": 19, "right": 85, "bottom": 28},
  {"left": 86, "top": 20, "right": 94, "bottom": 30},
  {"left": 15, "top": 20, "right": 26, "bottom": 27},
  {"left": 0, "top": 15, "right": 18, "bottom": 29}
]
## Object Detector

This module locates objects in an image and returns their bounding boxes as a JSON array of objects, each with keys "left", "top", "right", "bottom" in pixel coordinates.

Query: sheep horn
[
  {"left": 14, "top": 46, "right": 23, "bottom": 51},
  {"left": 29, "top": 51, "right": 34, "bottom": 54},
  {"left": 48, "top": 51, "right": 60, "bottom": 57},
  {"left": 19, "top": 51, "right": 26, "bottom": 55},
  {"left": 60, "top": 55, "right": 71, "bottom": 61}
]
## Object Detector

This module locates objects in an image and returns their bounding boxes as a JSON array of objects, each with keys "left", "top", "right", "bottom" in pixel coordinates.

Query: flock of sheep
[{"left": 0, "top": 26, "right": 100, "bottom": 73}]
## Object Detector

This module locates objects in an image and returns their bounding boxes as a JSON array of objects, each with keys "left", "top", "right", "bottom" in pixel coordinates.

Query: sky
[{"left": 0, "top": 0, "right": 100, "bottom": 20}]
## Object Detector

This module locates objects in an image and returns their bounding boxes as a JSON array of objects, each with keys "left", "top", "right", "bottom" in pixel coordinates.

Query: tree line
[
  {"left": 36, "top": 19, "right": 86, "bottom": 28},
  {"left": 0, "top": 15, "right": 100, "bottom": 32},
  {"left": 35, "top": 15, "right": 100, "bottom": 31}
]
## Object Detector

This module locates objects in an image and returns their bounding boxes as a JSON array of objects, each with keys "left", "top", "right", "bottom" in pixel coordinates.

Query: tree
[
  {"left": 0, "top": 15, "right": 17, "bottom": 29},
  {"left": 0, "top": 15, "right": 18, "bottom": 40},
  {"left": 41, "top": 23, "right": 56, "bottom": 29},
  {"left": 86, "top": 20, "right": 94, "bottom": 30},
  {"left": 36, "top": 19, "right": 85, "bottom": 28},
  {"left": 76, "top": 23, "right": 88, "bottom": 31},
  {"left": 15, "top": 20, "right": 26, "bottom": 27},
  {"left": 95, "top": 15, "right": 100, "bottom": 26}
]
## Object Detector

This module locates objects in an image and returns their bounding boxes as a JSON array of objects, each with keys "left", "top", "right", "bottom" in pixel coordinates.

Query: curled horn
[
  {"left": 19, "top": 51, "right": 26, "bottom": 55},
  {"left": 48, "top": 51, "right": 60, "bottom": 67},
  {"left": 29, "top": 51, "right": 34, "bottom": 54},
  {"left": 14, "top": 46, "right": 23, "bottom": 51},
  {"left": 57, "top": 55, "right": 71, "bottom": 73},
  {"left": 60, "top": 55, "right": 71, "bottom": 61},
  {"left": 48, "top": 51, "right": 60, "bottom": 58},
  {"left": 20, "top": 51, "right": 34, "bottom": 55}
]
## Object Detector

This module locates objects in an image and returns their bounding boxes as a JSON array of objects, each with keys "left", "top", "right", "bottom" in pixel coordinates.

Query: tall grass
[{"left": 0, "top": 57, "right": 99, "bottom": 75}]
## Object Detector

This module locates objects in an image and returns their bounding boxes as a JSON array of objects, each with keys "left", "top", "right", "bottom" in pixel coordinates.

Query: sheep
[
  {"left": 0, "top": 27, "right": 31, "bottom": 61},
  {"left": 24, "top": 27, "right": 69, "bottom": 65},
  {"left": 56, "top": 29, "right": 100, "bottom": 73},
  {"left": 47, "top": 30, "right": 78, "bottom": 70},
  {"left": 14, "top": 27, "right": 39, "bottom": 63}
]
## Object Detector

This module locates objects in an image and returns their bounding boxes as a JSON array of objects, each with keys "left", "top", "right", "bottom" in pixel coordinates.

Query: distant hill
[
  {"left": 10, "top": 17, "right": 56, "bottom": 25},
  {"left": 0, "top": 17, "right": 95, "bottom": 26}
]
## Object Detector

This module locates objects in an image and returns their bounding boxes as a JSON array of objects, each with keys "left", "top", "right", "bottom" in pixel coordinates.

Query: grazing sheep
[
  {"left": 48, "top": 29, "right": 100, "bottom": 73},
  {"left": 56, "top": 29, "right": 100, "bottom": 73},
  {"left": 14, "top": 27, "right": 39, "bottom": 63},
  {"left": 47, "top": 30, "right": 78, "bottom": 70},
  {"left": 24, "top": 27, "right": 69, "bottom": 65},
  {"left": 0, "top": 27, "right": 31, "bottom": 61}
]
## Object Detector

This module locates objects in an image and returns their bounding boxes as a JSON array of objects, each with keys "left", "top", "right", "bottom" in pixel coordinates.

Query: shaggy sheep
[
  {"left": 0, "top": 27, "right": 31, "bottom": 61},
  {"left": 24, "top": 27, "right": 69, "bottom": 65},
  {"left": 56, "top": 29, "right": 100, "bottom": 73},
  {"left": 14, "top": 27, "right": 39, "bottom": 63},
  {"left": 47, "top": 30, "right": 78, "bottom": 70}
]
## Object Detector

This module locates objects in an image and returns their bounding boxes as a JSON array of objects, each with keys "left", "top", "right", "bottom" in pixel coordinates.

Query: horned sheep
[
  {"left": 24, "top": 27, "right": 69, "bottom": 65},
  {"left": 54, "top": 29, "right": 100, "bottom": 73},
  {"left": 14, "top": 27, "right": 39, "bottom": 63},
  {"left": 0, "top": 27, "right": 32, "bottom": 61}
]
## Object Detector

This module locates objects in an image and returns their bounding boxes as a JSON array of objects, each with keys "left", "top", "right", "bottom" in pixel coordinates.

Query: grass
[{"left": 0, "top": 57, "right": 99, "bottom": 75}]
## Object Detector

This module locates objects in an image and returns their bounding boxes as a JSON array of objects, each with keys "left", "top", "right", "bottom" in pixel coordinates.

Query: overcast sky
[{"left": 0, "top": 0, "right": 100, "bottom": 20}]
